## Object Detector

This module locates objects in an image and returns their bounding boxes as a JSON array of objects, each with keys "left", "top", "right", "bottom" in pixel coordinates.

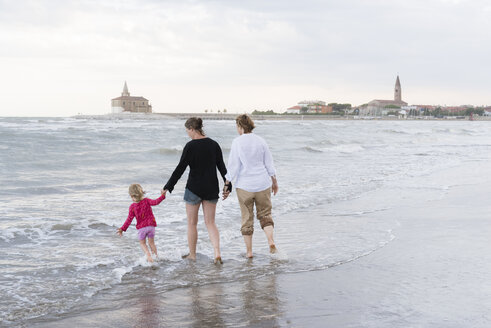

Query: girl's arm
[
  {"left": 148, "top": 193, "right": 166, "bottom": 206},
  {"left": 163, "top": 144, "right": 189, "bottom": 193},
  {"left": 120, "top": 207, "right": 135, "bottom": 232}
]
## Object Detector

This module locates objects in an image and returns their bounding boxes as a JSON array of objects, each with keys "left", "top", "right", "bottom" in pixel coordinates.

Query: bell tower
[
  {"left": 394, "top": 75, "right": 401, "bottom": 102},
  {"left": 122, "top": 81, "right": 130, "bottom": 97}
]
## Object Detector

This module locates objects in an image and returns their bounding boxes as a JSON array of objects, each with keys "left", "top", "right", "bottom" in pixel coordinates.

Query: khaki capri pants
[{"left": 236, "top": 187, "right": 274, "bottom": 236}]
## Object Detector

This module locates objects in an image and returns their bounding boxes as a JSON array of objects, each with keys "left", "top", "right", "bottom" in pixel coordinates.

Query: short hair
[
  {"left": 184, "top": 117, "right": 205, "bottom": 136},
  {"left": 236, "top": 114, "right": 255, "bottom": 133},
  {"left": 129, "top": 184, "right": 145, "bottom": 202}
]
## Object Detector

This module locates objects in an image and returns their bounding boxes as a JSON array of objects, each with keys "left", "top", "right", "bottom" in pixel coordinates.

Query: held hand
[
  {"left": 161, "top": 189, "right": 168, "bottom": 196},
  {"left": 224, "top": 180, "right": 232, "bottom": 192},
  {"left": 222, "top": 180, "right": 232, "bottom": 200},
  {"left": 117, "top": 228, "right": 123, "bottom": 237}
]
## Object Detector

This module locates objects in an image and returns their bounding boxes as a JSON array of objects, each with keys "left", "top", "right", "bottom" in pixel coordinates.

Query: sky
[{"left": 1, "top": 0, "right": 491, "bottom": 116}]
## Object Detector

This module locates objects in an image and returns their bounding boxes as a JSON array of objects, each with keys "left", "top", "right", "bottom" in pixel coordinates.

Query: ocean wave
[
  {"left": 0, "top": 220, "right": 81, "bottom": 243},
  {"left": 51, "top": 223, "right": 74, "bottom": 231},
  {"left": 326, "top": 207, "right": 393, "bottom": 217},
  {"left": 328, "top": 144, "right": 365, "bottom": 153},
  {"left": 432, "top": 128, "right": 475, "bottom": 135},
  {"left": 381, "top": 129, "right": 410, "bottom": 135},
  {"left": 302, "top": 146, "right": 323, "bottom": 153},
  {"left": 156, "top": 145, "right": 183, "bottom": 154},
  {"left": 88, "top": 222, "right": 111, "bottom": 230},
  {"left": 301, "top": 143, "right": 365, "bottom": 154}
]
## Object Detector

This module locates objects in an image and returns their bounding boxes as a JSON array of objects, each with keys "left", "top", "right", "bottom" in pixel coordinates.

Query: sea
[{"left": 1, "top": 115, "right": 490, "bottom": 326}]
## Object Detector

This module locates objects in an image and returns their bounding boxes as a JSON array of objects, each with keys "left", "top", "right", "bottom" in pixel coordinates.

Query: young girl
[{"left": 117, "top": 184, "right": 166, "bottom": 263}]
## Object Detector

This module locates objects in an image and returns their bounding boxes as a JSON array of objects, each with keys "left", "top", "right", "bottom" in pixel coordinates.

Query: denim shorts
[{"left": 184, "top": 188, "right": 218, "bottom": 205}]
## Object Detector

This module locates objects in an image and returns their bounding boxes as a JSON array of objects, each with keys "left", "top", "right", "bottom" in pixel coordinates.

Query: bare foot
[
  {"left": 214, "top": 256, "right": 223, "bottom": 264},
  {"left": 182, "top": 253, "right": 196, "bottom": 260},
  {"left": 147, "top": 256, "right": 154, "bottom": 263},
  {"left": 269, "top": 244, "right": 277, "bottom": 254},
  {"left": 246, "top": 252, "right": 253, "bottom": 258}
]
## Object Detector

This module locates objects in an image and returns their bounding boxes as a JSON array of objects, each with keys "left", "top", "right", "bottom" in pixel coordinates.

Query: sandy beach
[{"left": 22, "top": 160, "right": 491, "bottom": 328}]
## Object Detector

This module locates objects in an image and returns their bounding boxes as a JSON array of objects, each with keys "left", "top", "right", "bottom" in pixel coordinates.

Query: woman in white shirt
[{"left": 223, "top": 114, "right": 278, "bottom": 258}]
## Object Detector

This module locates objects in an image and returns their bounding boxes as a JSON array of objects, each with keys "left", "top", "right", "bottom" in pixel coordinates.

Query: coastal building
[
  {"left": 360, "top": 76, "right": 408, "bottom": 116},
  {"left": 286, "top": 105, "right": 302, "bottom": 114},
  {"left": 286, "top": 101, "right": 332, "bottom": 114},
  {"left": 111, "top": 82, "right": 152, "bottom": 113}
]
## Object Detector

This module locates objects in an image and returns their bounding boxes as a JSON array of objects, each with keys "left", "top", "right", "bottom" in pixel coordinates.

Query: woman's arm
[
  {"left": 215, "top": 142, "right": 227, "bottom": 182},
  {"left": 224, "top": 139, "right": 241, "bottom": 183},
  {"left": 262, "top": 140, "right": 276, "bottom": 177},
  {"left": 163, "top": 144, "right": 189, "bottom": 193},
  {"left": 263, "top": 139, "right": 278, "bottom": 195},
  {"left": 271, "top": 175, "right": 278, "bottom": 195}
]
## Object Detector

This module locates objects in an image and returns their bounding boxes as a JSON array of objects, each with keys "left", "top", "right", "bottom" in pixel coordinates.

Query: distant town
[
  {"left": 110, "top": 78, "right": 491, "bottom": 119},
  {"left": 281, "top": 75, "right": 491, "bottom": 119}
]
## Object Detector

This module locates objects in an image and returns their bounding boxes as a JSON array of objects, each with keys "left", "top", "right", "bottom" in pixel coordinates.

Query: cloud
[{"left": 0, "top": 0, "right": 490, "bottom": 115}]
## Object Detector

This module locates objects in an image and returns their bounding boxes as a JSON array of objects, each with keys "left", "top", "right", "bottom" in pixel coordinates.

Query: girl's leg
[
  {"left": 202, "top": 201, "right": 221, "bottom": 260},
  {"left": 139, "top": 239, "right": 154, "bottom": 262},
  {"left": 148, "top": 238, "right": 158, "bottom": 257},
  {"left": 185, "top": 202, "right": 200, "bottom": 260}
]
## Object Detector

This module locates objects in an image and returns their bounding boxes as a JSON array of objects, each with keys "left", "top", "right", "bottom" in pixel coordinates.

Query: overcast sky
[{"left": 1, "top": 0, "right": 490, "bottom": 116}]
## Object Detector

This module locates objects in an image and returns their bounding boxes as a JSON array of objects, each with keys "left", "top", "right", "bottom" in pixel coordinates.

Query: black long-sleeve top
[{"left": 164, "top": 137, "right": 227, "bottom": 200}]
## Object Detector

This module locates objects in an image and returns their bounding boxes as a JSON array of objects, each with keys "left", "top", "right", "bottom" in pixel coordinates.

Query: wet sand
[{"left": 26, "top": 162, "right": 491, "bottom": 328}]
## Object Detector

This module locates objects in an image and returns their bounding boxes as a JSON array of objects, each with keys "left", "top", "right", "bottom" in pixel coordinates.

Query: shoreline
[
  {"left": 25, "top": 161, "right": 491, "bottom": 328},
  {"left": 71, "top": 112, "right": 491, "bottom": 121}
]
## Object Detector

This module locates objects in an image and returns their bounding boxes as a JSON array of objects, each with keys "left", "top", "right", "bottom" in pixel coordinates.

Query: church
[
  {"left": 360, "top": 76, "right": 407, "bottom": 116},
  {"left": 111, "top": 82, "right": 152, "bottom": 113}
]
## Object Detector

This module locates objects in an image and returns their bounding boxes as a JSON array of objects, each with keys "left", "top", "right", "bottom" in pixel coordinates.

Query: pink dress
[{"left": 120, "top": 194, "right": 165, "bottom": 232}]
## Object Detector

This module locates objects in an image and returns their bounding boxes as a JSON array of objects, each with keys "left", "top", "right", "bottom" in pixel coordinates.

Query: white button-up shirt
[{"left": 225, "top": 133, "right": 276, "bottom": 192}]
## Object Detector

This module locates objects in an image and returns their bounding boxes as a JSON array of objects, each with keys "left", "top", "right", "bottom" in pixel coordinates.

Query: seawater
[{"left": 1, "top": 116, "right": 490, "bottom": 325}]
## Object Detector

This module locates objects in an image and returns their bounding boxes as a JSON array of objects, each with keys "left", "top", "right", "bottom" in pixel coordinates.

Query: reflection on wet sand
[
  {"left": 164, "top": 264, "right": 282, "bottom": 326},
  {"left": 189, "top": 284, "right": 226, "bottom": 327},
  {"left": 182, "top": 267, "right": 281, "bottom": 326},
  {"left": 29, "top": 263, "right": 284, "bottom": 327},
  {"left": 133, "top": 287, "right": 161, "bottom": 328},
  {"left": 241, "top": 273, "right": 280, "bottom": 327}
]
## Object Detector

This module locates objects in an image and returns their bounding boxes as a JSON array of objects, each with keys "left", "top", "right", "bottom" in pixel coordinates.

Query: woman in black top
[{"left": 164, "top": 117, "right": 229, "bottom": 264}]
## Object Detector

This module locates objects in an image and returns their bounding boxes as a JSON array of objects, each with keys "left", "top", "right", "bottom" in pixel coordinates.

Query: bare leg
[
  {"left": 263, "top": 225, "right": 277, "bottom": 253},
  {"left": 185, "top": 203, "right": 200, "bottom": 260},
  {"left": 139, "top": 239, "right": 154, "bottom": 263},
  {"left": 243, "top": 234, "right": 253, "bottom": 258},
  {"left": 202, "top": 201, "right": 221, "bottom": 260},
  {"left": 148, "top": 238, "right": 158, "bottom": 258}
]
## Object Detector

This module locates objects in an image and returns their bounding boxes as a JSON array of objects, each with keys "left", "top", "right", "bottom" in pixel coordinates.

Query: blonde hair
[
  {"left": 236, "top": 114, "right": 255, "bottom": 133},
  {"left": 129, "top": 184, "right": 145, "bottom": 202}
]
